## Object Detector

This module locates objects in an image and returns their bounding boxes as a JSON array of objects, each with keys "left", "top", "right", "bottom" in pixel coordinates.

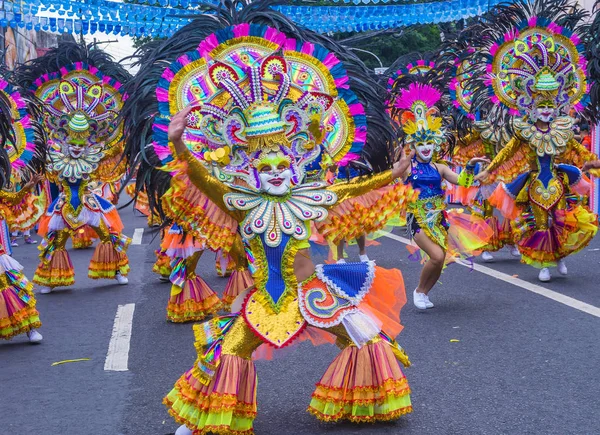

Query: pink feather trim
[{"left": 394, "top": 83, "right": 441, "bottom": 110}]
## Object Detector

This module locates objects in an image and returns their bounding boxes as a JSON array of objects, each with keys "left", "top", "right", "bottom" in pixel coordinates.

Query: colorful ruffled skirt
[
  {"left": 164, "top": 262, "right": 411, "bottom": 434},
  {"left": 0, "top": 254, "right": 41, "bottom": 340},
  {"left": 406, "top": 195, "right": 493, "bottom": 262},
  {"left": 162, "top": 225, "right": 221, "bottom": 323},
  {"left": 489, "top": 169, "right": 598, "bottom": 267}
]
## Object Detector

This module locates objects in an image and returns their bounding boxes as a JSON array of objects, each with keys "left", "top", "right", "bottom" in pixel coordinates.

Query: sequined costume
[
  {"left": 16, "top": 43, "right": 133, "bottom": 290},
  {"left": 386, "top": 70, "right": 492, "bottom": 263},
  {"left": 125, "top": 12, "right": 415, "bottom": 433},
  {"left": 460, "top": 1, "right": 600, "bottom": 271},
  {"left": 0, "top": 73, "right": 45, "bottom": 342}
]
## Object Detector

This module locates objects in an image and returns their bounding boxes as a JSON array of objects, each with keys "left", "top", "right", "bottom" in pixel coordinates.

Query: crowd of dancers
[{"left": 2, "top": 0, "right": 600, "bottom": 434}]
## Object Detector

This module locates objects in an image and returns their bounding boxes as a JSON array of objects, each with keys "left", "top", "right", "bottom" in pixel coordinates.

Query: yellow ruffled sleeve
[
  {"left": 328, "top": 170, "right": 394, "bottom": 204},
  {"left": 559, "top": 139, "right": 600, "bottom": 177},
  {"left": 485, "top": 137, "right": 531, "bottom": 183},
  {"left": 317, "top": 170, "right": 418, "bottom": 244},
  {"left": 0, "top": 187, "right": 29, "bottom": 206},
  {"left": 177, "top": 149, "right": 241, "bottom": 219}
]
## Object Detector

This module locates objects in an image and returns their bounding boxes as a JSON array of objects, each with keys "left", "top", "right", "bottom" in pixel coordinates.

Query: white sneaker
[
  {"left": 557, "top": 259, "right": 568, "bottom": 276},
  {"left": 27, "top": 330, "right": 43, "bottom": 343},
  {"left": 481, "top": 251, "right": 494, "bottom": 263},
  {"left": 115, "top": 272, "right": 129, "bottom": 285},
  {"left": 538, "top": 268, "right": 551, "bottom": 282},
  {"left": 359, "top": 254, "right": 370, "bottom": 262},
  {"left": 413, "top": 290, "right": 428, "bottom": 310},
  {"left": 39, "top": 286, "right": 53, "bottom": 294},
  {"left": 510, "top": 246, "right": 521, "bottom": 258},
  {"left": 175, "top": 425, "right": 193, "bottom": 435},
  {"left": 423, "top": 293, "right": 434, "bottom": 309},
  {"left": 336, "top": 258, "right": 346, "bottom": 264}
]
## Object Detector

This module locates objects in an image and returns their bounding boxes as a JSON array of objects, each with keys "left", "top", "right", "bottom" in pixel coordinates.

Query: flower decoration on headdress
[
  {"left": 394, "top": 83, "right": 445, "bottom": 150},
  {"left": 152, "top": 24, "right": 367, "bottom": 181},
  {"left": 482, "top": 16, "right": 588, "bottom": 115}
]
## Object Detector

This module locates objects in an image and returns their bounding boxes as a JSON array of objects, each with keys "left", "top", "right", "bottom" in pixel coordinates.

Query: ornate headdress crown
[
  {"left": 152, "top": 24, "right": 367, "bottom": 177},
  {"left": 485, "top": 17, "right": 588, "bottom": 114}
]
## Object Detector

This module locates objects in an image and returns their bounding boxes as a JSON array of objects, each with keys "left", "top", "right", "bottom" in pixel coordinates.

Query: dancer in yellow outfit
[
  {"left": 16, "top": 42, "right": 133, "bottom": 293},
  {"left": 125, "top": 5, "right": 417, "bottom": 432}
]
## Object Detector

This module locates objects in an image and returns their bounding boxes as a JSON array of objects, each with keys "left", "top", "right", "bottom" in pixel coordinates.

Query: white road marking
[
  {"left": 104, "top": 304, "right": 136, "bottom": 372},
  {"left": 131, "top": 228, "right": 144, "bottom": 245},
  {"left": 382, "top": 232, "right": 600, "bottom": 319}
]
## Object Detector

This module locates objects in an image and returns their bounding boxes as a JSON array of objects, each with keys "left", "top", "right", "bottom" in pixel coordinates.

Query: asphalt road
[{"left": 2, "top": 200, "right": 600, "bottom": 435}]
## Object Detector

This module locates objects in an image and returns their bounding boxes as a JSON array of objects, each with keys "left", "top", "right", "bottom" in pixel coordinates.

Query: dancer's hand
[
  {"left": 467, "top": 157, "right": 490, "bottom": 166},
  {"left": 474, "top": 169, "right": 490, "bottom": 183},
  {"left": 583, "top": 160, "right": 600, "bottom": 171},
  {"left": 168, "top": 106, "right": 194, "bottom": 154},
  {"left": 393, "top": 148, "right": 414, "bottom": 179},
  {"left": 23, "top": 174, "right": 43, "bottom": 191}
]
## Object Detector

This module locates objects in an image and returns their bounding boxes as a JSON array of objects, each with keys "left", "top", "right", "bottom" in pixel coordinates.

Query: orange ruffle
[
  {"left": 167, "top": 276, "right": 222, "bottom": 323},
  {"left": 88, "top": 242, "right": 130, "bottom": 279},
  {"left": 488, "top": 184, "right": 521, "bottom": 220},
  {"left": 103, "top": 209, "right": 125, "bottom": 234},
  {"left": 317, "top": 183, "right": 418, "bottom": 245},
  {"left": 6, "top": 191, "right": 48, "bottom": 232},
  {"left": 164, "top": 354, "right": 257, "bottom": 434},
  {"left": 94, "top": 151, "right": 127, "bottom": 183},
  {"left": 488, "top": 146, "right": 530, "bottom": 184},
  {"left": 359, "top": 266, "right": 407, "bottom": 338},
  {"left": 37, "top": 215, "right": 51, "bottom": 237},
  {"left": 153, "top": 251, "right": 172, "bottom": 277},
  {"left": 33, "top": 249, "right": 75, "bottom": 287},
  {"left": 452, "top": 137, "right": 486, "bottom": 167},
  {"left": 447, "top": 184, "right": 478, "bottom": 206},
  {"left": 308, "top": 340, "right": 412, "bottom": 423},
  {"left": 163, "top": 173, "right": 238, "bottom": 253}
]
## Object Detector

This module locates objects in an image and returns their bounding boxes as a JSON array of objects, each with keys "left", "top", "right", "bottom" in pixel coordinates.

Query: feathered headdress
[
  {"left": 388, "top": 66, "right": 453, "bottom": 156},
  {"left": 464, "top": 0, "right": 590, "bottom": 119},
  {"left": 0, "top": 68, "right": 45, "bottom": 184},
  {"left": 17, "top": 42, "right": 131, "bottom": 150},
  {"left": 122, "top": 0, "right": 398, "bottom": 211},
  {"left": 152, "top": 23, "right": 365, "bottom": 187}
]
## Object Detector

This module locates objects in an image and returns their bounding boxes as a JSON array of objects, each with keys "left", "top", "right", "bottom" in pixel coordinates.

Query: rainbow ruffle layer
[
  {"left": 518, "top": 205, "right": 598, "bottom": 268},
  {"left": 33, "top": 249, "right": 75, "bottom": 287},
  {"left": 0, "top": 277, "right": 41, "bottom": 340},
  {"left": 164, "top": 354, "right": 257, "bottom": 435},
  {"left": 88, "top": 241, "right": 130, "bottom": 279},
  {"left": 308, "top": 340, "right": 412, "bottom": 423},
  {"left": 167, "top": 276, "right": 222, "bottom": 323}
]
